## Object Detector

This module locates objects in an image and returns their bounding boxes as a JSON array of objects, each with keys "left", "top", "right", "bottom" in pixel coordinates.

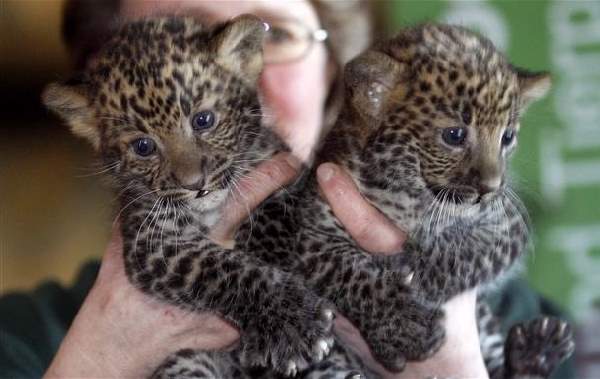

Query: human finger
[
  {"left": 210, "top": 152, "right": 301, "bottom": 247},
  {"left": 316, "top": 163, "right": 406, "bottom": 254}
]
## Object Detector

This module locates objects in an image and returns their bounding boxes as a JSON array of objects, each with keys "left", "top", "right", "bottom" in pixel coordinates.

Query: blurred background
[{"left": 1, "top": 0, "right": 599, "bottom": 375}]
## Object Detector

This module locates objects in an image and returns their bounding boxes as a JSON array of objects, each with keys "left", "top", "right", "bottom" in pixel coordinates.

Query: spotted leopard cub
[
  {"left": 270, "top": 24, "right": 574, "bottom": 373},
  {"left": 43, "top": 16, "right": 334, "bottom": 376}
]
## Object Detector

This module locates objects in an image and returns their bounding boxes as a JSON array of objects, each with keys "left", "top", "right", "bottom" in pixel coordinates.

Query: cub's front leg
[
  {"left": 123, "top": 236, "right": 334, "bottom": 376},
  {"left": 397, "top": 195, "right": 529, "bottom": 302},
  {"left": 299, "top": 238, "right": 445, "bottom": 373}
]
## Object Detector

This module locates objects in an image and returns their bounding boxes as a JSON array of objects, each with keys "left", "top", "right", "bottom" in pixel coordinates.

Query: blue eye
[
  {"left": 132, "top": 138, "right": 156, "bottom": 156},
  {"left": 442, "top": 127, "right": 468, "bottom": 146},
  {"left": 191, "top": 110, "right": 216, "bottom": 131},
  {"left": 502, "top": 129, "right": 516, "bottom": 146}
]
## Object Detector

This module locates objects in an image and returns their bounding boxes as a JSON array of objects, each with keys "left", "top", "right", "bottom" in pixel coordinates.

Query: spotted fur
[
  {"left": 234, "top": 23, "right": 571, "bottom": 377},
  {"left": 44, "top": 18, "right": 573, "bottom": 379},
  {"left": 242, "top": 23, "right": 548, "bottom": 372},
  {"left": 44, "top": 16, "right": 336, "bottom": 377}
]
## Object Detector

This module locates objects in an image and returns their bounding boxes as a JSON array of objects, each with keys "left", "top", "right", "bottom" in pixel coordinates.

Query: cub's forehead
[
  {"left": 384, "top": 24, "right": 519, "bottom": 119},
  {"left": 88, "top": 17, "right": 213, "bottom": 82},
  {"left": 385, "top": 24, "right": 517, "bottom": 85}
]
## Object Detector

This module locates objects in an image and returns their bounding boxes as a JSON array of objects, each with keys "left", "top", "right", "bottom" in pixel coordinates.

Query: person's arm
[
  {"left": 45, "top": 153, "right": 300, "bottom": 378},
  {"left": 44, "top": 223, "right": 237, "bottom": 378},
  {"left": 317, "top": 162, "right": 488, "bottom": 379}
]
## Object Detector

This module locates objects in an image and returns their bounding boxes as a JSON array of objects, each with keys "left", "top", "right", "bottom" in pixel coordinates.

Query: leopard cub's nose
[
  {"left": 181, "top": 180, "right": 205, "bottom": 191},
  {"left": 479, "top": 177, "right": 501, "bottom": 195}
]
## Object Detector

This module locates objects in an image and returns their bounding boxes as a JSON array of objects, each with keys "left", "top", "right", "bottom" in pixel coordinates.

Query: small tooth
[
  {"left": 403, "top": 271, "right": 415, "bottom": 285},
  {"left": 540, "top": 318, "right": 549, "bottom": 334}
]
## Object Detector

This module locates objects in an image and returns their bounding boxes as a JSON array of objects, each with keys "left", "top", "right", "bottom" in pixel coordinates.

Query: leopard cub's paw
[
  {"left": 239, "top": 298, "right": 335, "bottom": 376},
  {"left": 407, "top": 304, "right": 446, "bottom": 361},
  {"left": 363, "top": 296, "right": 446, "bottom": 372},
  {"left": 505, "top": 316, "right": 575, "bottom": 378}
]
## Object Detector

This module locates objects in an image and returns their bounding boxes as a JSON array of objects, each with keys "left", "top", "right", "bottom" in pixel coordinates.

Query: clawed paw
[
  {"left": 362, "top": 296, "right": 446, "bottom": 372},
  {"left": 506, "top": 316, "right": 575, "bottom": 378},
  {"left": 239, "top": 300, "right": 335, "bottom": 376}
]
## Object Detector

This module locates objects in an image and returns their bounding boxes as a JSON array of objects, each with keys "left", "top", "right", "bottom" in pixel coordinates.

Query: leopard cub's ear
[
  {"left": 515, "top": 68, "right": 551, "bottom": 110},
  {"left": 345, "top": 50, "right": 407, "bottom": 122},
  {"left": 42, "top": 78, "right": 99, "bottom": 150},
  {"left": 210, "top": 14, "right": 266, "bottom": 82}
]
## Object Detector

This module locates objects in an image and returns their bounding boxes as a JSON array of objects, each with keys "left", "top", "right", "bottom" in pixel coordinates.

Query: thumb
[{"left": 210, "top": 152, "right": 301, "bottom": 247}]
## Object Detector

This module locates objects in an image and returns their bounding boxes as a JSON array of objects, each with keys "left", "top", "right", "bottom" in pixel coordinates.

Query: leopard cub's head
[
  {"left": 44, "top": 16, "right": 281, "bottom": 215},
  {"left": 347, "top": 24, "right": 550, "bottom": 206}
]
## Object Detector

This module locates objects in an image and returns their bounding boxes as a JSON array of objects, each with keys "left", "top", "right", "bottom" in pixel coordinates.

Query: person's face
[{"left": 121, "top": 0, "right": 330, "bottom": 161}]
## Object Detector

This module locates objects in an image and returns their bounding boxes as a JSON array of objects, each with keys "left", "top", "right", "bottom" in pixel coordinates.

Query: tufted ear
[
  {"left": 210, "top": 14, "right": 266, "bottom": 82},
  {"left": 344, "top": 50, "right": 406, "bottom": 121},
  {"left": 42, "top": 79, "right": 99, "bottom": 150},
  {"left": 516, "top": 68, "right": 551, "bottom": 109}
]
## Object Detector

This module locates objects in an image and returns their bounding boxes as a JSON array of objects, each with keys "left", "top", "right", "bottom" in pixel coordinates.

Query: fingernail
[
  {"left": 285, "top": 154, "right": 302, "bottom": 169},
  {"left": 317, "top": 163, "right": 335, "bottom": 182}
]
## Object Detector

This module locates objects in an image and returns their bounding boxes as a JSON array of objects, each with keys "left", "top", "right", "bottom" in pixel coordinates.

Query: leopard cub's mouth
[
  {"left": 428, "top": 184, "right": 480, "bottom": 205},
  {"left": 196, "top": 189, "right": 212, "bottom": 198},
  {"left": 161, "top": 187, "right": 220, "bottom": 201}
]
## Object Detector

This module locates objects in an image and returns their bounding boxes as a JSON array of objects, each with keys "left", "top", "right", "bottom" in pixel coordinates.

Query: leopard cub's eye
[
  {"left": 191, "top": 110, "right": 216, "bottom": 131},
  {"left": 131, "top": 138, "right": 156, "bottom": 157},
  {"left": 502, "top": 129, "right": 516, "bottom": 147},
  {"left": 442, "top": 127, "right": 468, "bottom": 146}
]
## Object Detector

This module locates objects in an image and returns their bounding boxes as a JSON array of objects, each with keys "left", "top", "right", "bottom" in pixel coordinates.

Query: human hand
[
  {"left": 44, "top": 222, "right": 239, "bottom": 378},
  {"left": 210, "top": 152, "right": 302, "bottom": 248},
  {"left": 335, "top": 290, "right": 488, "bottom": 379},
  {"left": 316, "top": 162, "right": 488, "bottom": 378},
  {"left": 316, "top": 163, "right": 407, "bottom": 254}
]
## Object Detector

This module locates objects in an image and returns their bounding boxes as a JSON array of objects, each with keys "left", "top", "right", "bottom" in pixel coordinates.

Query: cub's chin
[
  {"left": 188, "top": 189, "right": 229, "bottom": 213},
  {"left": 184, "top": 189, "right": 229, "bottom": 228}
]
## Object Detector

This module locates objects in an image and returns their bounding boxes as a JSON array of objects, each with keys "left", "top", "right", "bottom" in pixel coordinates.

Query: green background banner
[{"left": 390, "top": 0, "right": 600, "bottom": 323}]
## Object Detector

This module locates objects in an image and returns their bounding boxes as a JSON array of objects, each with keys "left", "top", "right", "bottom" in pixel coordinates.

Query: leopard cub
[
  {"left": 254, "top": 23, "right": 573, "bottom": 374},
  {"left": 43, "top": 15, "right": 334, "bottom": 376}
]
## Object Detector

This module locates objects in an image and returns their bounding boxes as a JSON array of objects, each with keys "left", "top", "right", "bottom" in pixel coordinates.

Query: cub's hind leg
[
  {"left": 151, "top": 349, "right": 244, "bottom": 379},
  {"left": 477, "top": 299, "right": 575, "bottom": 379},
  {"left": 504, "top": 316, "right": 575, "bottom": 379},
  {"left": 299, "top": 340, "right": 374, "bottom": 379}
]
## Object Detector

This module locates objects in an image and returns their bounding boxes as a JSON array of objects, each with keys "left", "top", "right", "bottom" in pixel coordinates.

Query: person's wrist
[{"left": 45, "top": 280, "right": 153, "bottom": 378}]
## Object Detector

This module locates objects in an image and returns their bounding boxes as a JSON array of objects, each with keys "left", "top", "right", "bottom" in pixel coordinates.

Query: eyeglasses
[{"left": 262, "top": 19, "right": 328, "bottom": 64}]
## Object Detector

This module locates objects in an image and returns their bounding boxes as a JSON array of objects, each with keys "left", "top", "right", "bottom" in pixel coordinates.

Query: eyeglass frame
[{"left": 261, "top": 19, "right": 328, "bottom": 65}]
